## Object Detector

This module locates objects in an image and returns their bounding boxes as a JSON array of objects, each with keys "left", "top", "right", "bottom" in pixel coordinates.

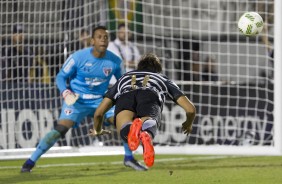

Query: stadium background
[{"left": 0, "top": 0, "right": 278, "bottom": 156}]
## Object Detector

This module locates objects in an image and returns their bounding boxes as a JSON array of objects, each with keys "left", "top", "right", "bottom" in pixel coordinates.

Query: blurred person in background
[
  {"left": 78, "top": 29, "right": 92, "bottom": 49},
  {"left": 202, "top": 56, "right": 218, "bottom": 81},
  {"left": 68, "top": 29, "right": 92, "bottom": 54},
  {"left": 29, "top": 45, "right": 51, "bottom": 84},
  {"left": 108, "top": 23, "right": 141, "bottom": 72},
  {"left": 259, "top": 4, "right": 274, "bottom": 81},
  {"left": 191, "top": 50, "right": 201, "bottom": 81},
  {"left": 1, "top": 24, "right": 34, "bottom": 83}
]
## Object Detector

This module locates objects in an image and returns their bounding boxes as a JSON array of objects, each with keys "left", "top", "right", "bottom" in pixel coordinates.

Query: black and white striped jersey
[{"left": 105, "top": 70, "right": 185, "bottom": 104}]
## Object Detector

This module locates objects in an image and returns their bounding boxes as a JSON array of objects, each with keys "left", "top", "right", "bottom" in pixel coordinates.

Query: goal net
[{"left": 0, "top": 0, "right": 281, "bottom": 159}]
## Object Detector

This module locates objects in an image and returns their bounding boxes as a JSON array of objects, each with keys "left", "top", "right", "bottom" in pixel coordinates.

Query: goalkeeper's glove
[
  {"left": 62, "top": 89, "right": 79, "bottom": 106},
  {"left": 182, "top": 113, "right": 194, "bottom": 135}
]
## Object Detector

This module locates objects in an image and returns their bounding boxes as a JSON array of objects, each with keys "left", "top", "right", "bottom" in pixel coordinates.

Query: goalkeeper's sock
[
  {"left": 30, "top": 130, "right": 61, "bottom": 162},
  {"left": 123, "top": 141, "right": 134, "bottom": 161},
  {"left": 25, "top": 159, "right": 35, "bottom": 166}
]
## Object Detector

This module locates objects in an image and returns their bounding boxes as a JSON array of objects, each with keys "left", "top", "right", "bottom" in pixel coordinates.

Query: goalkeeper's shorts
[{"left": 59, "top": 101, "right": 115, "bottom": 128}]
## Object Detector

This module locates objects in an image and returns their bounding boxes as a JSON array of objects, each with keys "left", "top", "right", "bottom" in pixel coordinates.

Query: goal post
[
  {"left": 0, "top": 0, "right": 281, "bottom": 160},
  {"left": 273, "top": 0, "right": 282, "bottom": 154}
]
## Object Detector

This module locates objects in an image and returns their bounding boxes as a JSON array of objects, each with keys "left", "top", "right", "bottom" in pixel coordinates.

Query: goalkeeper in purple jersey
[
  {"left": 21, "top": 26, "right": 147, "bottom": 173},
  {"left": 89, "top": 53, "right": 196, "bottom": 167}
]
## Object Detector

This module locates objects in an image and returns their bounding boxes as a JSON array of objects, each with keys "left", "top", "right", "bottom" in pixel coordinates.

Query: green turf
[{"left": 1, "top": 154, "right": 282, "bottom": 184}]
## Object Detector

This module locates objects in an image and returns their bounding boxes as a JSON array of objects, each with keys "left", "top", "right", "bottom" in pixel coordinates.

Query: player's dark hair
[
  {"left": 92, "top": 26, "right": 108, "bottom": 37},
  {"left": 137, "top": 53, "right": 162, "bottom": 73}
]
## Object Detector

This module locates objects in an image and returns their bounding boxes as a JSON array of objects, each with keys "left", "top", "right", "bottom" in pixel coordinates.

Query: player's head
[
  {"left": 117, "top": 23, "right": 132, "bottom": 43},
  {"left": 137, "top": 53, "right": 162, "bottom": 73},
  {"left": 91, "top": 26, "right": 109, "bottom": 53}
]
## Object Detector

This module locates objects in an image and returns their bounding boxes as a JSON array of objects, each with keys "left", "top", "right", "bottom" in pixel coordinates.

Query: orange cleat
[
  {"left": 140, "top": 131, "right": 155, "bottom": 167},
  {"left": 128, "top": 118, "right": 143, "bottom": 151}
]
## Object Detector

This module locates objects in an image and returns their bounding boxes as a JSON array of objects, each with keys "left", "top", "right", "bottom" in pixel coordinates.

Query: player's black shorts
[{"left": 114, "top": 89, "right": 162, "bottom": 125}]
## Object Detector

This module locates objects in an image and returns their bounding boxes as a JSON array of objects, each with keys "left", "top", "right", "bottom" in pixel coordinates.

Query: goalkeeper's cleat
[
  {"left": 21, "top": 159, "right": 35, "bottom": 173},
  {"left": 128, "top": 118, "right": 143, "bottom": 151},
  {"left": 124, "top": 158, "right": 148, "bottom": 171},
  {"left": 140, "top": 131, "right": 155, "bottom": 167}
]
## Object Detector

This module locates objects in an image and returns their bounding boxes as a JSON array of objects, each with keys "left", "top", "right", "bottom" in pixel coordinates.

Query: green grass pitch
[{"left": 1, "top": 154, "right": 282, "bottom": 184}]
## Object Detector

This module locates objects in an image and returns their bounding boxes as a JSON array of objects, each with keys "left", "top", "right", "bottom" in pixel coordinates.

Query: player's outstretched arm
[
  {"left": 176, "top": 95, "right": 196, "bottom": 135},
  {"left": 89, "top": 97, "right": 114, "bottom": 137}
]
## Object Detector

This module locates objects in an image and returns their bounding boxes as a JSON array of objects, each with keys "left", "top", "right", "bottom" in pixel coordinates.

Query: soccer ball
[{"left": 238, "top": 12, "right": 264, "bottom": 36}]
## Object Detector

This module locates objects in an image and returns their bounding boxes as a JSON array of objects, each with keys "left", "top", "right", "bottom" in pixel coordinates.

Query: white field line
[{"left": 0, "top": 155, "right": 235, "bottom": 170}]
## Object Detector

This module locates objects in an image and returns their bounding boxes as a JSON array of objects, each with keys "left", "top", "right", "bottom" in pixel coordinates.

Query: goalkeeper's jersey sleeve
[
  {"left": 56, "top": 47, "right": 123, "bottom": 101},
  {"left": 105, "top": 70, "right": 185, "bottom": 104}
]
